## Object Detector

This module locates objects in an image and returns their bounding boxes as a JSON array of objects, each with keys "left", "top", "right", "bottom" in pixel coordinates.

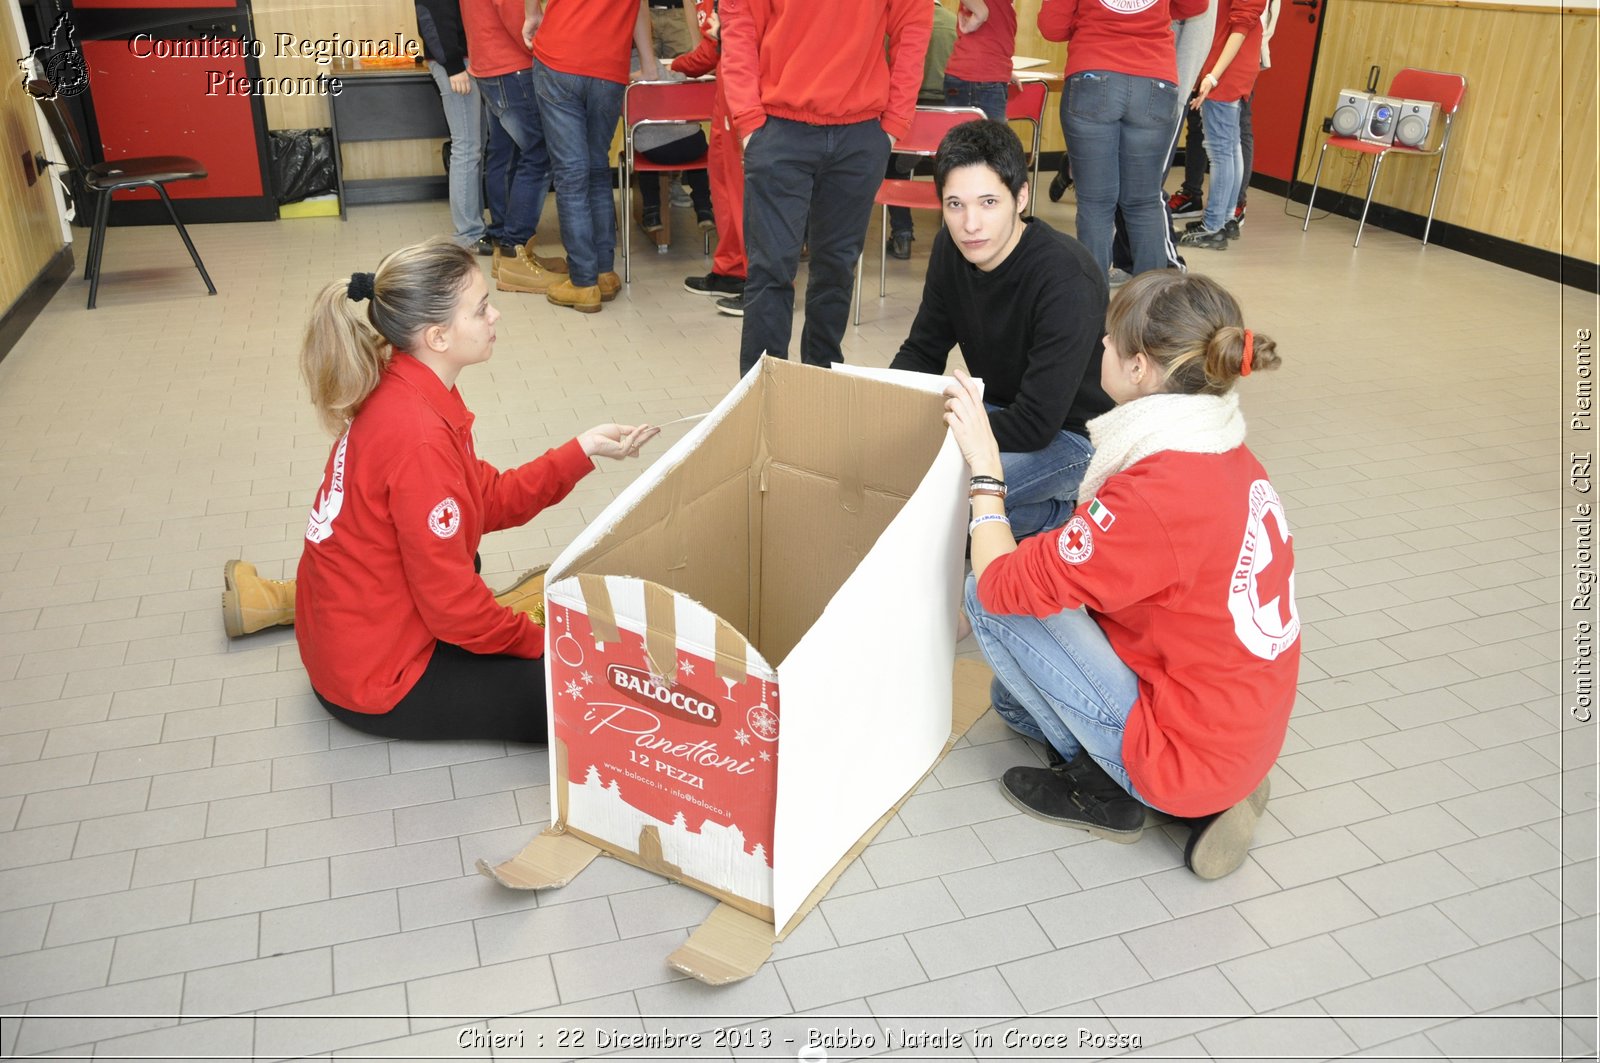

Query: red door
[{"left": 1250, "top": 0, "right": 1325, "bottom": 183}]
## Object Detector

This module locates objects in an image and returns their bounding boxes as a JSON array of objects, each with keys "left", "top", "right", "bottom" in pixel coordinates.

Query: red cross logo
[
  {"left": 438, "top": 507, "right": 455, "bottom": 529},
  {"left": 1255, "top": 510, "right": 1294, "bottom": 627},
  {"left": 1065, "top": 527, "right": 1085, "bottom": 552}
]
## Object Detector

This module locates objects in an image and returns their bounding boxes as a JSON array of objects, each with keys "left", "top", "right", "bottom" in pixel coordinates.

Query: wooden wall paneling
[
  {"left": 0, "top": 21, "right": 68, "bottom": 313},
  {"left": 1561, "top": 13, "right": 1597, "bottom": 262},
  {"left": 1298, "top": 0, "right": 1589, "bottom": 259},
  {"left": 251, "top": 0, "right": 442, "bottom": 180}
]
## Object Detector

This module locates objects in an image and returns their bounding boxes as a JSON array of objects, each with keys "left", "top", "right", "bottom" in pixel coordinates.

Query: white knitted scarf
[{"left": 1078, "top": 391, "right": 1248, "bottom": 503}]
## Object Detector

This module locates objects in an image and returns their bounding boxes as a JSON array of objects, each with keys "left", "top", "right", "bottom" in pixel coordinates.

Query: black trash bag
[{"left": 268, "top": 128, "right": 336, "bottom": 205}]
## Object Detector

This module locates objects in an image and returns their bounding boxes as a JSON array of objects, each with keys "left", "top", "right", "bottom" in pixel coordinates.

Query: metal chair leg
[
  {"left": 153, "top": 183, "right": 215, "bottom": 295},
  {"left": 82, "top": 188, "right": 104, "bottom": 280},
  {"left": 1422, "top": 124, "right": 1452, "bottom": 246},
  {"left": 620, "top": 160, "right": 631, "bottom": 284},
  {"left": 879, "top": 204, "right": 888, "bottom": 298},
  {"left": 1303, "top": 144, "right": 1329, "bottom": 233},
  {"left": 86, "top": 186, "right": 113, "bottom": 309},
  {"left": 1353, "top": 151, "right": 1386, "bottom": 248},
  {"left": 852, "top": 251, "right": 863, "bottom": 327}
]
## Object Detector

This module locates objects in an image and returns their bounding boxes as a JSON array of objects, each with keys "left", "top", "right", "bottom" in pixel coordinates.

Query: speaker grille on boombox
[
  {"left": 1332, "top": 89, "right": 1369, "bottom": 137},
  {"left": 1393, "top": 100, "right": 1438, "bottom": 148}
]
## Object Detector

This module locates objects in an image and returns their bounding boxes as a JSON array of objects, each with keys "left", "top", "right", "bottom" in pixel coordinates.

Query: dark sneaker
[
  {"left": 1185, "top": 776, "right": 1271, "bottom": 880},
  {"left": 1000, "top": 752, "right": 1146, "bottom": 842},
  {"left": 642, "top": 210, "right": 664, "bottom": 238},
  {"left": 1167, "top": 190, "right": 1203, "bottom": 220},
  {"left": 1223, "top": 218, "right": 1241, "bottom": 240},
  {"left": 715, "top": 293, "right": 744, "bottom": 317},
  {"left": 1049, "top": 170, "right": 1072, "bottom": 202},
  {"left": 1178, "top": 227, "right": 1229, "bottom": 250},
  {"left": 1108, "top": 267, "right": 1134, "bottom": 288},
  {"left": 473, "top": 236, "right": 496, "bottom": 256},
  {"left": 888, "top": 231, "right": 913, "bottom": 260},
  {"left": 684, "top": 272, "right": 744, "bottom": 297},
  {"left": 1233, "top": 203, "right": 1246, "bottom": 228}
]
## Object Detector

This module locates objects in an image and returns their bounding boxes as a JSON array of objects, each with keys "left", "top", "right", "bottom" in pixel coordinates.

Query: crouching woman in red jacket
[
  {"left": 944, "top": 270, "right": 1299, "bottom": 879},
  {"left": 224, "top": 238, "right": 657, "bottom": 743}
]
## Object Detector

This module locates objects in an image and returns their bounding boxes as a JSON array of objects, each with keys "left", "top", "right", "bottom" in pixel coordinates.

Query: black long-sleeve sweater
[
  {"left": 889, "top": 217, "right": 1113, "bottom": 451},
  {"left": 416, "top": 0, "right": 470, "bottom": 75}
]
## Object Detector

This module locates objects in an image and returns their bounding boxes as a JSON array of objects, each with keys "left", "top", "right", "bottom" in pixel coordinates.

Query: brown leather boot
[
  {"left": 222, "top": 560, "right": 296, "bottom": 637},
  {"left": 494, "top": 565, "right": 549, "bottom": 625},
  {"left": 547, "top": 278, "right": 602, "bottom": 313},
  {"left": 528, "top": 248, "right": 568, "bottom": 273},
  {"left": 497, "top": 247, "right": 559, "bottom": 294},
  {"left": 597, "top": 272, "right": 621, "bottom": 302}
]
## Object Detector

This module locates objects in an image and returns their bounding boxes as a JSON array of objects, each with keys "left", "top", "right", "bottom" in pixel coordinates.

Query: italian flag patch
[{"left": 1087, "top": 498, "right": 1116, "bottom": 531}]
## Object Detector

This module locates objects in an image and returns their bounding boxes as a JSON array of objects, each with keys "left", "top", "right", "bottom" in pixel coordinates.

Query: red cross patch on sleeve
[
  {"left": 428, "top": 497, "right": 462, "bottom": 539},
  {"left": 1058, "top": 515, "right": 1094, "bottom": 564}
]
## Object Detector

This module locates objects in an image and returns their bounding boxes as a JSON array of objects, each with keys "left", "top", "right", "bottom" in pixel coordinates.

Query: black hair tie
[{"left": 347, "top": 272, "right": 376, "bottom": 303}]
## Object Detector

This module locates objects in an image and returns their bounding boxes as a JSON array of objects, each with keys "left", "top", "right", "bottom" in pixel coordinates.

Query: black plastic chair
[{"left": 27, "top": 79, "right": 217, "bottom": 309}]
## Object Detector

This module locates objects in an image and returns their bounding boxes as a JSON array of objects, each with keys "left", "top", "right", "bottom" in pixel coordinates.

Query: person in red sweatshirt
[
  {"left": 674, "top": 0, "right": 750, "bottom": 308},
  {"left": 1038, "top": 0, "right": 1207, "bottom": 278},
  {"left": 944, "top": 270, "right": 1299, "bottom": 880},
  {"left": 526, "top": 0, "right": 660, "bottom": 313},
  {"left": 719, "top": 0, "right": 933, "bottom": 374},
  {"left": 222, "top": 239, "right": 659, "bottom": 742},
  {"left": 1177, "top": 0, "right": 1267, "bottom": 248}
]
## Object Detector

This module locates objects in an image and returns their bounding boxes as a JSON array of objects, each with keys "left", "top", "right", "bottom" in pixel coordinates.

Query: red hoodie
[
  {"left": 977, "top": 445, "right": 1300, "bottom": 817},
  {"left": 1202, "top": 0, "right": 1267, "bottom": 102},
  {"left": 460, "top": 0, "right": 532, "bottom": 78},
  {"left": 296, "top": 354, "right": 593, "bottom": 713},
  {"left": 719, "top": 0, "right": 933, "bottom": 141},
  {"left": 532, "top": 0, "right": 641, "bottom": 84},
  {"left": 1038, "top": 0, "right": 1208, "bottom": 84}
]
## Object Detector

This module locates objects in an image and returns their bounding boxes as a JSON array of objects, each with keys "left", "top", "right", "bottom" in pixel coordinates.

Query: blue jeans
[
  {"left": 428, "top": 62, "right": 486, "bottom": 244},
  {"left": 943, "top": 75, "right": 1008, "bottom": 122},
  {"left": 963, "top": 573, "right": 1157, "bottom": 809},
  {"left": 483, "top": 112, "right": 518, "bottom": 241},
  {"left": 1200, "top": 97, "right": 1242, "bottom": 233},
  {"left": 533, "top": 60, "right": 625, "bottom": 287},
  {"left": 1062, "top": 70, "right": 1180, "bottom": 275},
  {"left": 475, "top": 67, "right": 551, "bottom": 248},
  {"left": 997, "top": 421, "right": 1093, "bottom": 539}
]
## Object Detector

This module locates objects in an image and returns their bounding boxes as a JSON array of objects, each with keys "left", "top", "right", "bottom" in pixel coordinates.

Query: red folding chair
[
  {"left": 619, "top": 78, "right": 718, "bottom": 283},
  {"left": 1006, "top": 79, "right": 1050, "bottom": 218},
  {"left": 852, "top": 105, "right": 986, "bottom": 326},
  {"left": 1302, "top": 68, "right": 1467, "bottom": 247}
]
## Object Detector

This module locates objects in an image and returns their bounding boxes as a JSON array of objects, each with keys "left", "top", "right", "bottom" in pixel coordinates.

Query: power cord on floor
[{"left": 1281, "top": 138, "right": 1368, "bottom": 224}]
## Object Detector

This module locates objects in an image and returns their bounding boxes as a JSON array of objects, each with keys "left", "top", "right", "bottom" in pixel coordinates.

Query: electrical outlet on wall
[{"left": 1322, "top": 116, "right": 1334, "bottom": 134}]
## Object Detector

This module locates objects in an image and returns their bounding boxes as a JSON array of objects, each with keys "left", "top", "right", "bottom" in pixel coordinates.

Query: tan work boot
[
  {"left": 547, "top": 278, "right": 602, "bottom": 313},
  {"left": 494, "top": 565, "right": 549, "bottom": 624},
  {"left": 527, "top": 247, "right": 568, "bottom": 274},
  {"left": 498, "top": 247, "right": 559, "bottom": 294},
  {"left": 597, "top": 271, "right": 621, "bottom": 302},
  {"left": 222, "top": 560, "right": 296, "bottom": 637}
]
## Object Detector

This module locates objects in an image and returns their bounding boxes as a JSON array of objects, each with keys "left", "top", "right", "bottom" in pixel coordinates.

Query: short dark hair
[{"left": 933, "top": 119, "right": 1028, "bottom": 199}]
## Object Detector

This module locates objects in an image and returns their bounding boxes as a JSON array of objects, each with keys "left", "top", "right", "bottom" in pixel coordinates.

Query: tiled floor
[{"left": 0, "top": 177, "right": 1594, "bottom": 1061}]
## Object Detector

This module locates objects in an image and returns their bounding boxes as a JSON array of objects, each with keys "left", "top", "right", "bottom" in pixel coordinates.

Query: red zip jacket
[
  {"left": 1038, "top": 0, "right": 1208, "bottom": 84},
  {"left": 296, "top": 355, "right": 593, "bottom": 713},
  {"left": 532, "top": 0, "right": 641, "bottom": 84},
  {"left": 671, "top": 0, "right": 728, "bottom": 118},
  {"left": 1202, "top": 0, "right": 1267, "bottom": 102},
  {"left": 945, "top": 0, "right": 1017, "bottom": 84},
  {"left": 976, "top": 446, "right": 1300, "bottom": 817},
  {"left": 719, "top": 0, "right": 933, "bottom": 141},
  {"left": 461, "top": 0, "right": 532, "bottom": 78}
]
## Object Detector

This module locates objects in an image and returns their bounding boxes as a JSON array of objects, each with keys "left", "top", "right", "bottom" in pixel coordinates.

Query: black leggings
[{"left": 316, "top": 642, "right": 548, "bottom": 743}]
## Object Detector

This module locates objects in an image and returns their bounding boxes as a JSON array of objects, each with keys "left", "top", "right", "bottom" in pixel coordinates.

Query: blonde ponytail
[{"left": 298, "top": 237, "right": 480, "bottom": 436}]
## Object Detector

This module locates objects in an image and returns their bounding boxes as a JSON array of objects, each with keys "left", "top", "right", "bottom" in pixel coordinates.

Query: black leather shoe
[
  {"left": 888, "top": 231, "right": 913, "bottom": 260},
  {"left": 1048, "top": 171, "right": 1072, "bottom": 202},
  {"left": 1001, "top": 752, "right": 1145, "bottom": 842}
]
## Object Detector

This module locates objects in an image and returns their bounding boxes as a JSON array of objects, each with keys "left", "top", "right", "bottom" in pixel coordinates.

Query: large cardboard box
[{"left": 481, "top": 359, "right": 977, "bottom": 982}]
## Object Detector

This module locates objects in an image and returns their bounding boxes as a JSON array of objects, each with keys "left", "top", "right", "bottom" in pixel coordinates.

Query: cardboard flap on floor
[{"left": 495, "top": 358, "right": 973, "bottom": 979}]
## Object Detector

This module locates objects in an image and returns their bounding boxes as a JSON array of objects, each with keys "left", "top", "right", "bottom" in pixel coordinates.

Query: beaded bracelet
[{"left": 969, "top": 513, "right": 1011, "bottom": 534}]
